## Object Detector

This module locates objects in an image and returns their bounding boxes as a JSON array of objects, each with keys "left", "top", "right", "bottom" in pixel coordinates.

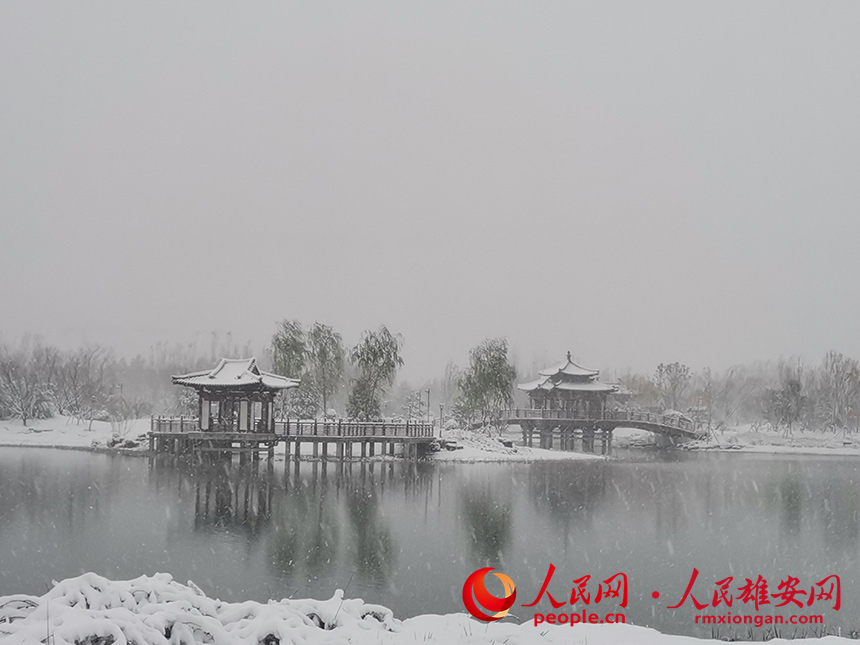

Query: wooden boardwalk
[{"left": 149, "top": 416, "right": 436, "bottom": 460}]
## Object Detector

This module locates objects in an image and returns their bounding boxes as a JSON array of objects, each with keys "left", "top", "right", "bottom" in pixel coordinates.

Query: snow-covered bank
[
  {"left": 0, "top": 416, "right": 150, "bottom": 451},
  {"left": 682, "top": 424, "right": 860, "bottom": 457},
  {"left": 1, "top": 573, "right": 850, "bottom": 645},
  {"left": 612, "top": 424, "right": 860, "bottom": 457}
]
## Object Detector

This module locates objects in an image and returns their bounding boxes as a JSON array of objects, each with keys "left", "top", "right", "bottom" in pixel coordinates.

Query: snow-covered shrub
[{"left": 0, "top": 573, "right": 398, "bottom": 645}]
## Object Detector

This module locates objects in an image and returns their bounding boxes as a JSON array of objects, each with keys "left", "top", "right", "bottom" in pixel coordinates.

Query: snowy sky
[{"left": 1, "top": 2, "right": 859, "bottom": 380}]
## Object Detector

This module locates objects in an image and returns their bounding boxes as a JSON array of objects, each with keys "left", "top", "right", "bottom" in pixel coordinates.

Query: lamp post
[
  {"left": 439, "top": 404, "right": 444, "bottom": 435},
  {"left": 425, "top": 389, "right": 431, "bottom": 425}
]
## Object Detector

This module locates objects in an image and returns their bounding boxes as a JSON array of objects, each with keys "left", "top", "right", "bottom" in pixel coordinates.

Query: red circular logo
[{"left": 462, "top": 567, "right": 517, "bottom": 622}]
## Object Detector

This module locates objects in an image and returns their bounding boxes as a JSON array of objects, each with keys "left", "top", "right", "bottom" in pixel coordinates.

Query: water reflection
[
  {"left": 268, "top": 479, "right": 340, "bottom": 579},
  {"left": 346, "top": 486, "right": 396, "bottom": 585},
  {"left": 151, "top": 457, "right": 406, "bottom": 586},
  {"left": 527, "top": 461, "right": 607, "bottom": 532},
  {"left": 459, "top": 484, "right": 512, "bottom": 566},
  {"left": 778, "top": 469, "right": 804, "bottom": 536},
  {"left": 1, "top": 450, "right": 859, "bottom": 639},
  {"left": 150, "top": 457, "right": 276, "bottom": 538},
  {"left": 818, "top": 476, "right": 860, "bottom": 549},
  {"left": 0, "top": 454, "right": 120, "bottom": 533}
]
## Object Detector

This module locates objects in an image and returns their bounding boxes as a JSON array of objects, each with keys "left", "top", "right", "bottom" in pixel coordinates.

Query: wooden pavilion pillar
[
  {"left": 198, "top": 394, "right": 210, "bottom": 431},
  {"left": 259, "top": 397, "right": 268, "bottom": 434}
]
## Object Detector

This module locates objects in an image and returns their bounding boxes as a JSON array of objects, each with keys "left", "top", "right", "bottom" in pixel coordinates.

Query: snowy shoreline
[
  {"left": 0, "top": 417, "right": 605, "bottom": 462},
  {"left": 0, "top": 416, "right": 152, "bottom": 453},
  {"left": 2, "top": 417, "right": 859, "bottom": 461},
  {"left": 1, "top": 573, "right": 851, "bottom": 645},
  {"left": 683, "top": 444, "right": 860, "bottom": 457},
  {"left": 673, "top": 423, "right": 860, "bottom": 458}
]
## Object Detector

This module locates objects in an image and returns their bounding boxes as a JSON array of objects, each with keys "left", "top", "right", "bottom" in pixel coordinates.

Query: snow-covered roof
[
  {"left": 552, "top": 380, "right": 616, "bottom": 392},
  {"left": 537, "top": 356, "right": 599, "bottom": 378},
  {"left": 172, "top": 358, "right": 299, "bottom": 391},
  {"left": 518, "top": 375, "right": 616, "bottom": 393},
  {"left": 519, "top": 352, "right": 616, "bottom": 394}
]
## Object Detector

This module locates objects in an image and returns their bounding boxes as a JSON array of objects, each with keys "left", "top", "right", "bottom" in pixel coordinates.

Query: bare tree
[
  {"left": 400, "top": 388, "right": 428, "bottom": 420},
  {"left": 54, "top": 346, "right": 111, "bottom": 424},
  {"left": 653, "top": 362, "right": 691, "bottom": 411},
  {"left": 691, "top": 367, "right": 715, "bottom": 430},
  {"left": 0, "top": 346, "right": 53, "bottom": 425},
  {"left": 618, "top": 372, "right": 661, "bottom": 409},
  {"left": 714, "top": 366, "right": 764, "bottom": 427},
  {"left": 762, "top": 359, "right": 805, "bottom": 437},
  {"left": 810, "top": 352, "right": 860, "bottom": 433}
]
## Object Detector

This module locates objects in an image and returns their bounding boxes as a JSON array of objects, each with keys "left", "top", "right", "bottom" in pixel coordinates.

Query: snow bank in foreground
[
  {"left": 2, "top": 574, "right": 851, "bottom": 645},
  {"left": 0, "top": 573, "right": 395, "bottom": 645}
]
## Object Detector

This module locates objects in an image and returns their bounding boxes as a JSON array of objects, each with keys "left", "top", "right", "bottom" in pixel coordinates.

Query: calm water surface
[{"left": 0, "top": 448, "right": 858, "bottom": 638}]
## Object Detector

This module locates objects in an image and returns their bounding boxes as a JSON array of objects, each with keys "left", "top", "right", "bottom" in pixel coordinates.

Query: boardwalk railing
[
  {"left": 151, "top": 416, "right": 435, "bottom": 439},
  {"left": 505, "top": 408, "right": 695, "bottom": 432},
  {"left": 151, "top": 416, "right": 198, "bottom": 433},
  {"left": 274, "top": 419, "right": 434, "bottom": 438}
]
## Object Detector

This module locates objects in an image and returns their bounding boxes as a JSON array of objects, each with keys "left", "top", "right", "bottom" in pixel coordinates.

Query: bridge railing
[
  {"left": 505, "top": 408, "right": 695, "bottom": 432},
  {"left": 151, "top": 416, "right": 435, "bottom": 438},
  {"left": 151, "top": 416, "right": 199, "bottom": 433},
  {"left": 274, "top": 419, "right": 435, "bottom": 438}
]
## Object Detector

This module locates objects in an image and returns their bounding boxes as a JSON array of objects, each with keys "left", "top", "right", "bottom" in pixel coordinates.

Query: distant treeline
[
  {"left": 0, "top": 333, "right": 258, "bottom": 426},
  {"left": 1, "top": 328, "right": 858, "bottom": 434},
  {"left": 614, "top": 355, "right": 860, "bottom": 434}
]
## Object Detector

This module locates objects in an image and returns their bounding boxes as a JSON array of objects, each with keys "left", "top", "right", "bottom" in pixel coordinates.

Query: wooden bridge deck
[{"left": 149, "top": 416, "right": 436, "bottom": 460}]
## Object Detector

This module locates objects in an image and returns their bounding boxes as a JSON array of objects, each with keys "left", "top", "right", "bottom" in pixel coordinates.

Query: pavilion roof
[
  {"left": 518, "top": 352, "right": 617, "bottom": 394},
  {"left": 172, "top": 358, "right": 299, "bottom": 391},
  {"left": 518, "top": 375, "right": 617, "bottom": 393},
  {"left": 537, "top": 355, "right": 599, "bottom": 378}
]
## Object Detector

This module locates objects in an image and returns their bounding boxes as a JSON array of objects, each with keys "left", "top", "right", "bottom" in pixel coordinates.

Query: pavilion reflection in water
[{"left": 148, "top": 456, "right": 435, "bottom": 581}]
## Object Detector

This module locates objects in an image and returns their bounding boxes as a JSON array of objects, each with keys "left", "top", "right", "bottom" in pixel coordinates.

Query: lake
[{"left": 0, "top": 447, "right": 857, "bottom": 638}]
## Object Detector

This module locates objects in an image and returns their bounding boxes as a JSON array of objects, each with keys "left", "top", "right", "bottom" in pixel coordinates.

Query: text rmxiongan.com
[{"left": 695, "top": 613, "right": 824, "bottom": 627}]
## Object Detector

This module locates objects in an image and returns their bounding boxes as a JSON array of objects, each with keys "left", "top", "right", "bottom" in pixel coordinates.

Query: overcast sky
[{"left": 1, "top": 2, "right": 859, "bottom": 381}]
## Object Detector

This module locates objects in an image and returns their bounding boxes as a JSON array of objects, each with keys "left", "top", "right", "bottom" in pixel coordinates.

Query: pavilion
[
  {"left": 506, "top": 354, "right": 699, "bottom": 452},
  {"left": 172, "top": 358, "right": 299, "bottom": 433},
  {"left": 518, "top": 352, "right": 617, "bottom": 419}
]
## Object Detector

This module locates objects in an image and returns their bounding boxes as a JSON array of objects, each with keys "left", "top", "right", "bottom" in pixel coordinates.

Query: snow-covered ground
[
  {"left": 683, "top": 423, "right": 860, "bottom": 456},
  {"left": 612, "top": 424, "right": 860, "bottom": 457},
  {"left": 0, "top": 415, "right": 151, "bottom": 451},
  {"left": 611, "top": 426, "right": 658, "bottom": 448},
  {"left": 1, "top": 573, "right": 851, "bottom": 645}
]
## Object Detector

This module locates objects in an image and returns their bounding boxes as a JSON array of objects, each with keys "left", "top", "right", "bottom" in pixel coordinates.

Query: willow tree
[
  {"left": 455, "top": 337, "right": 516, "bottom": 430},
  {"left": 306, "top": 322, "right": 345, "bottom": 416},
  {"left": 270, "top": 319, "right": 306, "bottom": 378},
  {"left": 347, "top": 326, "right": 403, "bottom": 420}
]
